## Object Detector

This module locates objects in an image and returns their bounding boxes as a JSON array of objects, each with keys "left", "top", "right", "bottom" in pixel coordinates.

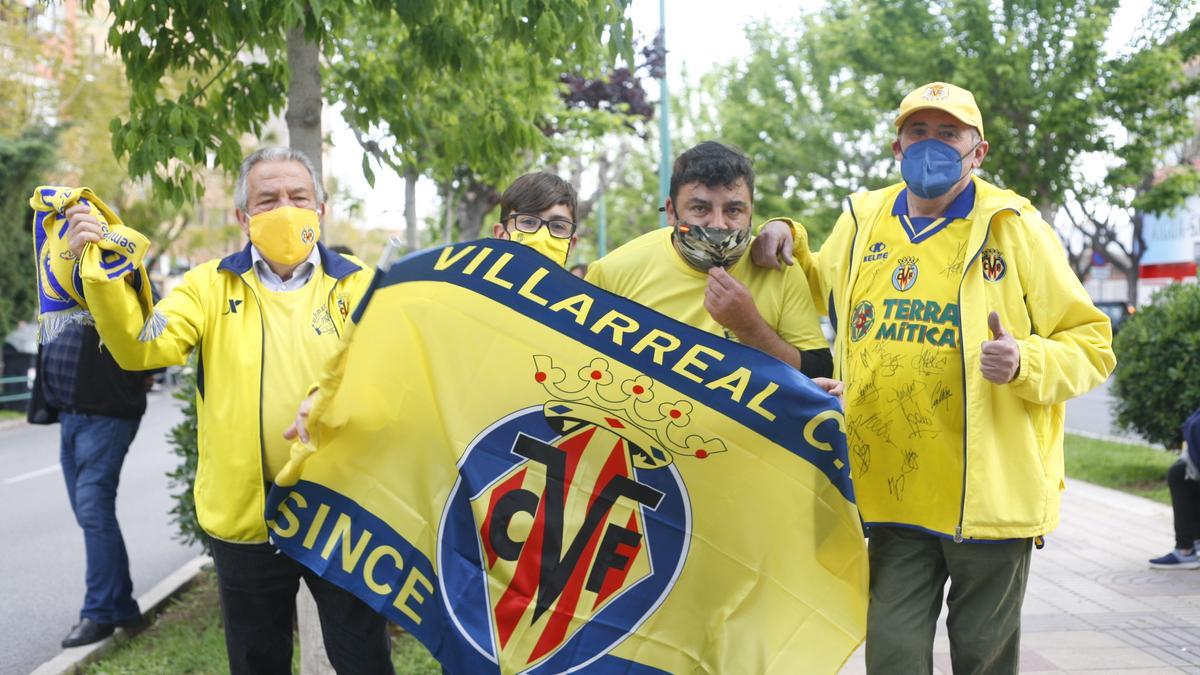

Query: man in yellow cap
[{"left": 751, "top": 82, "right": 1115, "bottom": 673}]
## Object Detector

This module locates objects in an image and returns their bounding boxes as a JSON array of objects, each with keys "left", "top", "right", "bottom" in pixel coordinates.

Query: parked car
[
  {"left": 1093, "top": 300, "right": 1135, "bottom": 335},
  {"left": 2, "top": 321, "right": 38, "bottom": 411}
]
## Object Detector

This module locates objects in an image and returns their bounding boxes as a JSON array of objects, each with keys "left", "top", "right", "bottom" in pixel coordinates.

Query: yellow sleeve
[
  {"left": 775, "top": 264, "right": 830, "bottom": 352},
  {"left": 583, "top": 258, "right": 608, "bottom": 291},
  {"left": 83, "top": 264, "right": 207, "bottom": 371},
  {"left": 758, "top": 216, "right": 828, "bottom": 314},
  {"left": 1008, "top": 212, "right": 1116, "bottom": 405}
]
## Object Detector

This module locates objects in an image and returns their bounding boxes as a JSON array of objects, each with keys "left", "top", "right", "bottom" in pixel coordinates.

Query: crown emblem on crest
[
  {"left": 922, "top": 84, "right": 949, "bottom": 101},
  {"left": 532, "top": 355, "right": 726, "bottom": 467}
]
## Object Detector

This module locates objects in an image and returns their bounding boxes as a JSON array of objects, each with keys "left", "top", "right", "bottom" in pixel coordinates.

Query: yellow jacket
[
  {"left": 795, "top": 176, "right": 1114, "bottom": 540},
  {"left": 83, "top": 243, "right": 374, "bottom": 543}
]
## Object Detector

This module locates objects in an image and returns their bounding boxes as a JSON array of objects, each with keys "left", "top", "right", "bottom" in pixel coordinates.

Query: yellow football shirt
[
  {"left": 252, "top": 272, "right": 343, "bottom": 480},
  {"left": 585, "top": 228, "right": 828, "bottom": 352},
  {"left": 843, "top": 185, "right": 974, "bottom": 535}
]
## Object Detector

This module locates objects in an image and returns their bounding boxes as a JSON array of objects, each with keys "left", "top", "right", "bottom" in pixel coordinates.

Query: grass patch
[
  {"left": 0, "top": 408, "right": 24, "bottom": 420},
  {"left": 85, "top": 567, "right": 440, "bottom": 674},
  {"left": 1064, "top": 433, "right": 1176, "bottom": 505}
]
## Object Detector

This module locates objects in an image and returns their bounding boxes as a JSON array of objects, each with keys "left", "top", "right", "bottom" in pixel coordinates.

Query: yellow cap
[{"left": 894, "top": 82, "right": 984, "bottom": 140}]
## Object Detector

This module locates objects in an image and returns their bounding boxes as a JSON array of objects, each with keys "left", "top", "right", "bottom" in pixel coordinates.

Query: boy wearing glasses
[{"left": 492, "top": 172, "right": 578, "bottom": 267}]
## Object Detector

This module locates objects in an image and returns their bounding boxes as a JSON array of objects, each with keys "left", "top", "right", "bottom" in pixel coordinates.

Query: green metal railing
[{"left": 0, "top": 375, "right": 31, "bottom": 403}]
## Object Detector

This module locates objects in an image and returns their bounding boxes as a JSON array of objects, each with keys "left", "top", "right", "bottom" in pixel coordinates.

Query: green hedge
[{"left": 1111, "top": 282, "right": 1200, "bottom": 449}]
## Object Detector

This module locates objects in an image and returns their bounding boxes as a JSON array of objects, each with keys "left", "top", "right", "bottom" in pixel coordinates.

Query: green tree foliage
[
  {"left": 707, "top": 0, "right": 1126, "bottom": 238},
  {"left": 1063, "top": 20, "right": 1200, "bottom": 301},
  {"left": 1112, "top": 283, "right": 1200, "bottom": 448},
  {"left": 0, "top": 128, "right": 57, "bottom": 338},
  {"left": 89, "top": 0, "right": 633, "bottom": 207}
]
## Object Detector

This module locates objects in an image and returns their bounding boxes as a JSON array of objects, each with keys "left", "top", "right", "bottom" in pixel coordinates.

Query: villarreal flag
[{"left": 266, "top": 238, "right": 867, "bottom": 674}]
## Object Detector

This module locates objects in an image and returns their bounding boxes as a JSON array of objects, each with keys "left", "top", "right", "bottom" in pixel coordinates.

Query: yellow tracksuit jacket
[
  {"left": 792, "top": 176, "right": 1115, "bottom": 540},
  {"left": 83, "top": 243, "right": 374, "bottom": 543}
]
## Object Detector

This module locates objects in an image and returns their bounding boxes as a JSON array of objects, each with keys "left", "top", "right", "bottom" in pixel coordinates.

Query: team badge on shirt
[
  {"left": 312, "top": 306, "right": 336, "bottom": 336},
  {"left": 981, "top": 248, "right": 1006, "bottom": 282},
  {"left": 891, "top": 256, "right": 919, "bottom": 292},
  {"left": 850, "top": 301, "right": 875, "bottom": 342}
]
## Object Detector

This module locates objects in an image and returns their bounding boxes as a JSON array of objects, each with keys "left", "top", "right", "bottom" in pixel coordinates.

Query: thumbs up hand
[{"left": 980, "top": 311, "right": 1021, "bottom": 384}]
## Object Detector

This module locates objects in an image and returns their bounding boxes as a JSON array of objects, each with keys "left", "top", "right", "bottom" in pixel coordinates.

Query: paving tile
[
  {"left": 1022, "top": 631, "right": 1128, "bottom": 649},
  {"left": 1070, "top": 662, "right": 1190, "bottom": 667},
  {"left": 1038, "top": 646, "right": 1171, "bottom": 670}
]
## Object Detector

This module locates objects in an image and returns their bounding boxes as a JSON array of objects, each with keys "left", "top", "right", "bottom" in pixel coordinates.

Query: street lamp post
[{"left": 657, "top": 0, "right": 670, "bottom": 228}]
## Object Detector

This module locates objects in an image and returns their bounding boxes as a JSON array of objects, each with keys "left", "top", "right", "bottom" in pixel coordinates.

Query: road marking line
[{"left": 3, "top": 463, "right": 61, "bottom": 485}]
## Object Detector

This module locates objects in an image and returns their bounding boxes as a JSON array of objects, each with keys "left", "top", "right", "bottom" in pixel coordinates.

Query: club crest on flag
[
  {"left": 981, "top": 248, "right": 1006, "bottom": 282},
  {"left": 438, "top": 356, "right": 697, "bottom": 673}
]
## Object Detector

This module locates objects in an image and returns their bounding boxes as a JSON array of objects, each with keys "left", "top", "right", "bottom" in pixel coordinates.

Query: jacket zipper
[
  {"left": 237, "top": 276, "right": 269, "bottom": 496},
  {"left": 325, "top": 282, "right": 342, "bottom": 339},
  {"left": 840, "top": 198, "right": 862, "bottom": 378},
  {"left": 954, "top": 217, "right": 994, "bottom": 543}
]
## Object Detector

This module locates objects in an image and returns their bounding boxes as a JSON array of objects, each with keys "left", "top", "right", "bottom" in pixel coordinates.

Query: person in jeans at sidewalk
[
  {"left": 30, "top": 321, "right": 153, "bottom": 647},
  {"left": 1150, "top": 408, "right": 1200, "bottom": 569}
]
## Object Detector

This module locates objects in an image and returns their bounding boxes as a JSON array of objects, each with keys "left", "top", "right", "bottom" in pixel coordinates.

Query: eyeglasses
[{"left": 507, "top": 213, "right": 577, "bottom": 239}]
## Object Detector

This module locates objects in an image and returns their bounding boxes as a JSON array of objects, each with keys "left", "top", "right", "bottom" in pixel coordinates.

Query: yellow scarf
[{"left": 30, "top": 186, "right": 164, "bottom": 343}]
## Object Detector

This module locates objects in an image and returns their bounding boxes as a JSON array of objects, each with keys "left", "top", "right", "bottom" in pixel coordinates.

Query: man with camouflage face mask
[{"left": 585, "top": 141, "right": 832, "bottom": 377}]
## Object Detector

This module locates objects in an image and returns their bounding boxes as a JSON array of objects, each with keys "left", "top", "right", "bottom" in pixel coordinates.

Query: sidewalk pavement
[
  {"left": 30, "top": 555, "right": 211, "bottom": 675},
  {"left": 842, "top": 479, "right": 1200, "bottom": 674}
]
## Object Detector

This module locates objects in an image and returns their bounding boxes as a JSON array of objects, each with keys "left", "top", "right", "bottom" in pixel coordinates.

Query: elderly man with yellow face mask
[{"left": 64, "top": 147, "right": 393, "bottom": 675}]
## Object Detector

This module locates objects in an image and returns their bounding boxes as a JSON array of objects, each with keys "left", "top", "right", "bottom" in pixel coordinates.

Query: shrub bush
[
  {"left": 166, "top": 362, "right": 209, "bottom": 553},
  {"left": 1111, "top": 282, "right": 1200, "bottom": 449}
]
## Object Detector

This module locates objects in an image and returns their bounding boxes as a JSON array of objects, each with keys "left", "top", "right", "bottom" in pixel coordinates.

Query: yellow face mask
[
  {"left": 509, "top": 228, "right": 570, "bottom": 267},
  {"left": 248, "top": 206, "right": 320, "bottom": 265}
]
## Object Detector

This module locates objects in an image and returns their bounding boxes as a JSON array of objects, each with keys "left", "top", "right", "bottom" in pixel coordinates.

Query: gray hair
[{"left": 233, "top": 146, "right": 326, "bottom": 212}]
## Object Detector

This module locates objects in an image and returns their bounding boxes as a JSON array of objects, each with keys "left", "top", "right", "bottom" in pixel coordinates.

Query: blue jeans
[{"left": 60, "top": 412, "right": 142, "bottom": 624}]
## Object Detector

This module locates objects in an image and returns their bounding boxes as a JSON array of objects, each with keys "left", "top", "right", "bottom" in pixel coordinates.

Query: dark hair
[
  {"left": 669, "top": 141, "right": 754, "bottom": 204},
  {"left": 499, "top": 172, "right": 578, "bottom": 222}
]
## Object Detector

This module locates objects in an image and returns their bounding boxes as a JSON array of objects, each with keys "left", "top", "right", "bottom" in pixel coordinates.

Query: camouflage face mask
[{"left": 670, "top": 221, "right": 751, "bottom": 272}]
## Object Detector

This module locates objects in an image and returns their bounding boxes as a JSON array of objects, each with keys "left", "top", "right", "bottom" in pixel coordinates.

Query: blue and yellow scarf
[{"left": 30, "top": 186, "right": 164, "bottom": 343}]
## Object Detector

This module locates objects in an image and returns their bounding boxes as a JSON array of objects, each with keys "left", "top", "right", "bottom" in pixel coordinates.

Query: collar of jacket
[
  {"left": 217, "top": 241, "right": 362, "bottom": 280},
  {"left": 845, "top": 176, "right": 1027, "bottom": 273}
]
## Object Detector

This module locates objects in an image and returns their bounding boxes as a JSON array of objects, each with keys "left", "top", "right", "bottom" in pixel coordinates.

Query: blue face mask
[{"left": 899, "top": 138, "right": 978, "bottom": 199}]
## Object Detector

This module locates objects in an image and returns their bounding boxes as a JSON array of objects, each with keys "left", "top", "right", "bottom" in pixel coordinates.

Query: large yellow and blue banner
[{"left": 266, "top": 238, "right": 867, "bottom": 674}]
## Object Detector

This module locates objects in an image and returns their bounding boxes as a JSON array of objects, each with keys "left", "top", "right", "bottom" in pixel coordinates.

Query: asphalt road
[
  {"left": 0, "top": 391, "right": 199, "bottom": 675},
  {"left": 1063, "top": 375, "right": 1150, "bottom": 445}
]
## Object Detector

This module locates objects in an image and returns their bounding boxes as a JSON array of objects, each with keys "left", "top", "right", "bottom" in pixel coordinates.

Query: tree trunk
[
  {"left": 1127, "top": 212, "right": 1146, "bottom": 306},
  {"left": 455, "top": 178, "right": 499, "bottom": 242},
  {"left": 297, "top": 581, "right": 334, "bottom": 675},
  {"left": 442, "top": 181, "right": 457, "bottom": 245},
  {"left": 285, "top": 25, "right": 324, "bottom": 187},
  {"left": 285, "top": 22, "right": 333, "bottom": 675},
  {"left": 404, "top": 166, "right": 419, "bottom": 252}
]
